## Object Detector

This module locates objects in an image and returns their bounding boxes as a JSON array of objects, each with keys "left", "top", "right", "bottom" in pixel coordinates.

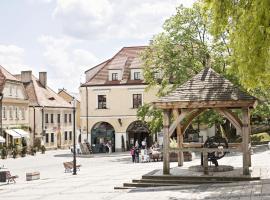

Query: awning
[
  {"left": 13, "top": 129, "right": 30, "bottom": 138},
  {"left": 0, "top": 136, "right": 5, "bottom": 143},
  {"left": 5, "top": 129, "right": 21, "bottom": 139}
]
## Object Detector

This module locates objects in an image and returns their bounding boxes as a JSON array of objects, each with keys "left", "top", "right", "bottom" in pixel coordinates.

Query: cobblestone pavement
[{"left": 0, "top": 149, "right": 269, "bottom": 200}]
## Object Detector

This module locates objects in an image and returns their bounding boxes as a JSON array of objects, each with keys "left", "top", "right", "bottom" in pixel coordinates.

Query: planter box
[
  {"left": 26, "top": 171, "right": 40, "bottom": 181},
  {"left": 170, "top": 152, "right": 193, "bottom": 162}
]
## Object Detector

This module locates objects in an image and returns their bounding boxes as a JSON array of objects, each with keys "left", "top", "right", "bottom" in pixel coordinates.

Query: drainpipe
[
  {"left": 41, "top": 106, "right": 44, "bottom": 138},
  {"left": 33, "top": 106, "right": 36, "bottom": 144},
  {"left": 86, "top": 86, "right": 89, "bottom": 142}
]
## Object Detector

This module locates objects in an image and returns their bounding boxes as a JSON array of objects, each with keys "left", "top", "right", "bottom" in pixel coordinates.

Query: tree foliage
[
  {"left": 138, "top": 3, "right": 231, "bottom": 134},
  {"left": 203, "top": 0, "right": 270, "bottom": 90}
]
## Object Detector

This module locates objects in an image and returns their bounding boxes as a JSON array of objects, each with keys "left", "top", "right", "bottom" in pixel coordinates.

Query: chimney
[
  {"left": 39, "top": 72, "right": 47, "bottom": 88},
  {"left": 21, "top": 71, "right": 32, "bottom": 83}
]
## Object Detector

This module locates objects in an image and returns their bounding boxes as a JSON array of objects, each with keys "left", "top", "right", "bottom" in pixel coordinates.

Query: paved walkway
[{"left": 0, "top": 149, "right": 269, "bottom": 200}]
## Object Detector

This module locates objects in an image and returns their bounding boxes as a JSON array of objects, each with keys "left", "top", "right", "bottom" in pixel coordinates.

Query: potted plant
[
  {"left": 1, "top": 147, "right": 7, "bottom": 159},
  {"left": 12, "top": 147, "right": 19, "bottom": 159},
  {"left": 21, "top": 146, "right": 27, "bottom": 157},
  {"left": 41, "top": 145, "right": 46, "bottom": 154},
  {"left": 30, "top": 146, "right": 36, "bottom": 156}
]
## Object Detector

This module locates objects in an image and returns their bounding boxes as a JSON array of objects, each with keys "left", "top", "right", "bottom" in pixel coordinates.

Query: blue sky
[{"left": 0, "top": 0, "right": 194, "bottom": 92}]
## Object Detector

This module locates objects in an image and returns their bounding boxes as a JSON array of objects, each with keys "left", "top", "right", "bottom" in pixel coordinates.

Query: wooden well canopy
[{"left": 153, "top": 68, "right": 257, "bottom": 175}]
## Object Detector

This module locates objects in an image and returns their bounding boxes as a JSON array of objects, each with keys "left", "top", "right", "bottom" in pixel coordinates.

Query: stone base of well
[{"left": 189, "top": 165, "right": 234, "bottom": 172}]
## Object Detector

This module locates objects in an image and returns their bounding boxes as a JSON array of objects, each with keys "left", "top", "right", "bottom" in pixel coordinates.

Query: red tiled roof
[
  {"left": 0, "top": 65, "right": 19, "bottom": 82},
  {"left": 0, "top": 69, "right": 6, "bottom": 93},
  {"left": 16, "top": 74, "right": 72, "bottom": 108},
  {"left": 82, "top": 46, "right": 147, "bottom": 86}
]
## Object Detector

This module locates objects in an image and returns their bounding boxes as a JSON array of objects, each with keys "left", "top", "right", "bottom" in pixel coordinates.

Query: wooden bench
[
  {"left": 26, "top": 171, "right": 40, "bottom": 181},
  {"left": 6, "top": 171, "right": 18, "bottom": 184},
  {"left": 63, "top": 162, "right": 81, "bottom": 173}
]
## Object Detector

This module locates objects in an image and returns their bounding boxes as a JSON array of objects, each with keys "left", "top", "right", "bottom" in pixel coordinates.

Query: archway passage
[
  {"left": 127, "top": 120, "right": 152, "bottom": 149},
  {"left": 91, "top": 122, "right": 115, "bottom": 153}
]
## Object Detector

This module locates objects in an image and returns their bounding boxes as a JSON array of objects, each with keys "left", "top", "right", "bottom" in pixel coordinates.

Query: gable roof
[
  {"left": 154, "top": 68, "right": 256, "bottom": 108},
  {"left": 0, "top": 65, "right": 20, "bottom": 82},
  {"left": 16, "top": 74, "right": 72, "bottom": 108},
  {"left": 58, "top": 89, "right": 81, "bottom": 102},
  {"left": 0, "top": 69, "right": 6, "bottom": 93},
  {"left": 82, "top": 46, "right": 147, "bottom": 87}
]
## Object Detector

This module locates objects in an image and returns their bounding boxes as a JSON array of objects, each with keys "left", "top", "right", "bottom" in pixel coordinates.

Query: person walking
[{"left": 130, "top": 146, "right": 135, "bottom": 163}]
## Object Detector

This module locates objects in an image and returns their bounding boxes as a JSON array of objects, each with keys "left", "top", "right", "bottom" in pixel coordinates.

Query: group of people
[{"left": 130, "top": 139, "right": 160, "bottom": 163}]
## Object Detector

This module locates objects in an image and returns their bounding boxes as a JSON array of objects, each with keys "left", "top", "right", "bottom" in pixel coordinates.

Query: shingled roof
[
  {"left": 154, "top": 68, "right": 256, "bottom": 109},
  {"left": 82, "top": 46, "right": 147, "bottom": 86}
]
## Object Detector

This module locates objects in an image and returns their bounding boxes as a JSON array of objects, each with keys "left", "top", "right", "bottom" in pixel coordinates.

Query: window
[
  {"left": 21, "top": 108, "right": 25, "bottom": 120},
  {"left": 133, "top": 94, "right": 142, "bottom": 108},
  {"left": 57, "top": 114, "right": 61, "bottom": 123},
  {"left": 98, "top": 95, "right": 106, "bottom": 109},
  {"left": 45, "top": 133, "right": 49, "bottom": 143},
  {"left": 15, "top": 87, "right": 18, "bottom": 97},
  {"left": 69, "top": 131, "right": 72, "bottom": 140},
  {"left": 134, "top": 72, "right": 141, "bottom": 80},
  {"left": 51, "top": 114, "right": 54, "bottom": 123},
  {"left": 15, "top": 107, "right": 18, "bottom": 119},
  {"left": 64, "top": 114, "right": 67, "bottom": 123},
  {"left": 69, "top": 114, "right": 72, "bottom": 123},
  {"left": 9, "top": 107, "right": 13, "bottom": 119},
  {"left": 64, "top": 131, "right": 68, "bottom": 141},
  {"left": 2, "top": 106, "right": 6, "bottom": 119},
  {"left": 45, "top": 114, "right": 49, "bottom": 123},
  {"left": 112, "top": 73, "right": 118, "bottom": 81},
  {"left": 9, "top": 86, "right": 12, "bottom": 96},
  {"left": 51, "top": 133, "right": 54, "bottom": 143}
]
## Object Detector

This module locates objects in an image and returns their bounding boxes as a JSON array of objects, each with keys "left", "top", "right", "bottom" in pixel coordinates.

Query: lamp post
[
  {"left": 0, "top": 93, "right": 3, "bottom": 137},
  {"left": 72, "top": 97, "right": 77, "bottom": 175}
]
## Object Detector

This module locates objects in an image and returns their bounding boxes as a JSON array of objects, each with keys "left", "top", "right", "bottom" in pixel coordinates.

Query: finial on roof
[{"left": 204, "top": 53, "right": 211, "bottom": 68}]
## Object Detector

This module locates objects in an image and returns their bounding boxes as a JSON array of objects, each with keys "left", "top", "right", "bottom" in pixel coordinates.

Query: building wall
[
  {"left": 58, "top": 91, "right": 81, "bottom": 129},
  {"left": 29, "top": 107, "right": 74, "bottom": 149},
  {"left": 80, "top": 85, "right": 158, "bottom": 151},
  {"left": 2, "top": 81, "right": 29, "bottom": 129}
]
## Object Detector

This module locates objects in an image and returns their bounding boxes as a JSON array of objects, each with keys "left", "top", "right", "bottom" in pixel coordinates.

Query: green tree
[
  {"left": 203, "top": 0, "right": 270, "bottom": 90},
  {"left": 138, "top": 3, "right": 231, "bottom": 134}
]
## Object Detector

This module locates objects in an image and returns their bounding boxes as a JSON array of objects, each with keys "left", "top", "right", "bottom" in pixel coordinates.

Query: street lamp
[
  {"left": 72, "top": 97, "right": 77, "bottom": 175},
  {"left": 0, "top": 93, "right": 3, "bottom": 137}
]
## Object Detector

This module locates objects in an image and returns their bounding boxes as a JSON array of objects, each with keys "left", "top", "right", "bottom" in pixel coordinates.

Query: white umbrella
[{"left": 0, "top": 136, "right": 5, "bottom": 143}]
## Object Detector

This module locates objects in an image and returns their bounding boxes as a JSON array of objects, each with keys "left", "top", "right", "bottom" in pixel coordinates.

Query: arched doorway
[
  {"left": 91, "top": 122, "right": 115, "bottom": 153},
  {"left": 126, "top": 120, "right": 152, "bottom": 149}
]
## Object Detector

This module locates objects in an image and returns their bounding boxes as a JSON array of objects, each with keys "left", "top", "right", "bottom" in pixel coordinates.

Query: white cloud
[
  {"left": 0, "top": 44, "right": 33, "bottom": 73},
  {"left": 53, "top": 0, "right": 194, "bottom": 40},
  {"left": 38, "top": 35, "right": 98, "bottom": 92}
]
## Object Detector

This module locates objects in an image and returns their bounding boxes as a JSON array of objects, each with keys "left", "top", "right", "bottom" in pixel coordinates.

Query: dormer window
[
  {"left": 112, "top": 73, "right": 118, "bottom": 81},
  {"left": 134, "top": 72, "right": 141, "bottom": 80},
  {"left": 109, "top": 69, "right": 122, "bottom": 81}
]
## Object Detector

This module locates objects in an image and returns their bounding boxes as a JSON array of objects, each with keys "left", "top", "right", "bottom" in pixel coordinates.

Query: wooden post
[
  {"left": 163, "top": 110, "right": 170, "bottom": 175},
  {"left": 203, "top": 150, "right": 208, "bottom": 175},
  {"left": 242, "top": 108, "right": 250, "bottom": 175},
  {"left": 172, "top": 109, "right": 183, "bottom": 166}
]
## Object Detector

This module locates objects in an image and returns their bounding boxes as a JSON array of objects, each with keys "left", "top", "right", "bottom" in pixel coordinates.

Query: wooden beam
[
  {"left": 153, "top": 100, "right": 256, "bottom": 109},
  {"left": 172, "top": 109, "right": 183, "bottom": 166},
  {"left": 181, "top": 108, "right": 206, "bottom": 134},
  {"left": 215, "top": 108, "right": 242, "bottom": 132},
  {"left": 163, "top": 110, "right": 170, "bottom": 175},
  {"left": 168, "top": 109, "right": 189, "bottom": 137},
  {"left": 242, "top": 108, "right": 250, "bottom": 175},
  {"left": 169, "top": 147, "right": 242, "bottom": 153}
]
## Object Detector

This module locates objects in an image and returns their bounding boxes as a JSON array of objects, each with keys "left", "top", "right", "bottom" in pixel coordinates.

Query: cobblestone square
[{"left": 0, "top": 148, "right": 270, "bottom": 200}]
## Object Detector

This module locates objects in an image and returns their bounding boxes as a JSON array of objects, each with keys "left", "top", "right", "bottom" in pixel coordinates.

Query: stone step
[
  {"left": 132, "top": 179, "right": 232, "bottom": 184},
  {"left": 123, "top": 182, "right": 178, "bottom": 188},
  {"left": 142, "top": 175, "right": 260, "bottom": 182}
]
